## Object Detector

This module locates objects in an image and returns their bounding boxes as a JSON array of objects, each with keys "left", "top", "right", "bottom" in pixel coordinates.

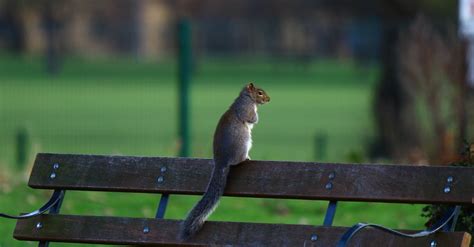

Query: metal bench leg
[
  {"left": 155, "top": 193, "right": 170, "bottom": 219},
  {"left": 323, "top": 200, "right": 338, "bottom": 226},
  {"left": 38, "top": 191, "right": 66, "bottom": 247},
  {"left": 444, "top": 205, "right": 461, "bottom": 232}
]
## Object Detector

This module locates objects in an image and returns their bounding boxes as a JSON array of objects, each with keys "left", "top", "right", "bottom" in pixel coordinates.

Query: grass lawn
[{"left": 0, "top": 55, "right": 427, "bottom": 246}]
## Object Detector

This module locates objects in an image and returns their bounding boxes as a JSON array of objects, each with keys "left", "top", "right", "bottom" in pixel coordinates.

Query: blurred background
[{"left": 0, "top": 0, "right": 473, "bottom": 246}]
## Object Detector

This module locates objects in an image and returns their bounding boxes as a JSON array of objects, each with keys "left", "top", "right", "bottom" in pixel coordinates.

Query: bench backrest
[
  {"left": 12, "top": 153, "right": 474, "bottom": 246},
  {"left": 29, "top": 153, "right": 473, "bottom": 204}
]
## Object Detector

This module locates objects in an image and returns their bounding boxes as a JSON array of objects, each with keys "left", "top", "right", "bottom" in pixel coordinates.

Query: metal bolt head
[
  {"left": 143, "top": 226, "right": 150, "bottom": 233},
  {"left": 443, "top": 186, "right": 451, "bottom": 193},
  {"left": 157, "top": 176, "right": 164, "bottom": 183},
  {"left": 310, "top": 234, "right": 318, "bottom": 241},
  {"left": 328, "top": 172, "right": 336, "bottom": 180},
  {"left": 36, "top": 222, "right": 43, "bottom": 229},
  {"left": 430, "top": 240, "right": 437, "bottom": 247},
  {"left": 53, "top": 163, "right": 60, "bottom": 169},
  {"left": 325, "top": 182, "right": 333, "bottom": 190},
  {"left": 50, "top": 172, "right": 56, "bottom": 179},
  {"left": 447, "top": 176, "right": 453, "bottom": 183},
  {"left": 160, "top": 167, "right": 167, "bottom": 172}
]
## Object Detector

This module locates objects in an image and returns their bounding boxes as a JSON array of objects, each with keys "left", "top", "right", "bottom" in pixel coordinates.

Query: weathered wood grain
[
  {"left": 29, "top": 153, "right": 474, "bottom": 204},
  {"left": 14, "top": 214, "right": 471, "bottom": 247}
]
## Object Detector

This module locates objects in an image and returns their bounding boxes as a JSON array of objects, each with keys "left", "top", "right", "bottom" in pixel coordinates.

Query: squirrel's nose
[{"left": 267, "top": 97, "right": 270, "bottom": 102}]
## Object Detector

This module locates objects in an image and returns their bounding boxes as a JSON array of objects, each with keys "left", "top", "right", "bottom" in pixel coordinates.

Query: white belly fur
[
  {"left": 245, "top": 123, "right": 253, "bottom": 157},
  {"left": 244, "top": 105, "right": 257, "bottom": 158}
]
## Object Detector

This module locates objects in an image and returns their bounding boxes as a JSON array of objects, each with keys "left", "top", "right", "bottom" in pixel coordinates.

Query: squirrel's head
[{"left": 244, "top": 82, "right": 270, "bottom": 104}]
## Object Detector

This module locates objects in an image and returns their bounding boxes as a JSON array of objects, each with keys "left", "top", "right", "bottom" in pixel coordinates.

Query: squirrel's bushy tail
[{"left": 178, "top": 164, "right": 230, "bottom": 241}]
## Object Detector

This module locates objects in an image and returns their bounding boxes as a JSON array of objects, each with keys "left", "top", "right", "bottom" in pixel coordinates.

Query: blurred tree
[
  {"left": 398, "top": 16, "right": 466, "bottom": 163},
  {"left": 43, "top": 1, "right": 62, "bottom": 74},
  {"left": 373, "top": 14, "right": 467, "bottom": 164}
]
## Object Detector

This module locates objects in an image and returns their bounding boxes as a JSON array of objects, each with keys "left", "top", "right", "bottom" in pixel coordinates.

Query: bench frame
[{"left": 2, "top": 153, "right": 473, "bottom": 246}]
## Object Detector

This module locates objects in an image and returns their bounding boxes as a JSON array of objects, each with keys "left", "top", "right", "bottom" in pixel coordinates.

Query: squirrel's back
[{"left": 213, "top": 109, "right": 252, "bottom": 167}]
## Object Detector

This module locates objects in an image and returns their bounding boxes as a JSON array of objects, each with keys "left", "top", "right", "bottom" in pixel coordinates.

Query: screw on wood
[
  {"left": 325, "top": 182, "right": 333, "bottom": 190},
  {"left": 443, "top": 186, "right": 451, "bottom": 193}
]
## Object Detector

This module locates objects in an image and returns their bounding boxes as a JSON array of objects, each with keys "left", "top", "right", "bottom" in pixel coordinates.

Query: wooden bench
[{"left": 5, "top": 153, "right": 474, "bottom": 246}]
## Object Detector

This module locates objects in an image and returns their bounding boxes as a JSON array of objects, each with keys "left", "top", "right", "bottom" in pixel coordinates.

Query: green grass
[{"left": 0, "top": 55, "right": 427, "bottom": 246}]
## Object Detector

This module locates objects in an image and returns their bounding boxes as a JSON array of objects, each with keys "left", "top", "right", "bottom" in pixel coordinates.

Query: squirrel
[{"left": 178, "top": 82, "right": 270, "bottom": 240}]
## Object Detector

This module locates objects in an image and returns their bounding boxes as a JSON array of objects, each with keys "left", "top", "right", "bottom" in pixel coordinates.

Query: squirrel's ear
[{"left": 246, "top": 83, "right": 255, "bottom": 92}]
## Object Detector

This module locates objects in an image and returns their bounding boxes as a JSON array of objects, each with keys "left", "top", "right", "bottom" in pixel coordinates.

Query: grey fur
[
  {"left": 178, "top": 165, "right": 229, "bottom": 240},
  {"left": 178, "top": 85, "right": 261, "bottom": 241}
]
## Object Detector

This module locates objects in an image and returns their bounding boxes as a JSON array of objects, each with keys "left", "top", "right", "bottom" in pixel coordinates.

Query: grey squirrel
[{"left": 179, "top": 82, "right": 270, "bottom": 240}]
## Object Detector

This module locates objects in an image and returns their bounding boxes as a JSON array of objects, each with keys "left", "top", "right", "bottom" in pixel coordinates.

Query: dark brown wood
[
  {"left": 29, "top": 153, "right": 474, "bottom": 204},
  {"left": 14, "top": 214, "right": 471, "bottom": 247},
  {"left": 29, "top": 154, "right": 474, "bottom": 204}
]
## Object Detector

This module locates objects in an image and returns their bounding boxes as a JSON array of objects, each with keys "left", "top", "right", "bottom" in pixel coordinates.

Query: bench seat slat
[
  {"left": 29, "top": 153, "right": 474, "bottom": 204},
  {"left": 14, "top": 215, "right": 471, "bottom": 247}
]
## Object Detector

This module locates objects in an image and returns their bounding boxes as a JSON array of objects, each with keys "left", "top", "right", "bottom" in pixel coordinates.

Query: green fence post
[
  {"left": 16, "top": 127, "right": 30, "bottom": 169},
  {"left": 314, "top": 131, "right": 328, "bottom": 161},
  {"left": 177, "top": 18, "right": 191, "bottom": 157},
  {"left": 45, "top": 2, "right": 60, "bottom": 75}
]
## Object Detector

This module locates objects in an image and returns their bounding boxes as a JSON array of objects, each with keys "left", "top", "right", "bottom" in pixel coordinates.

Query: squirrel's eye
[{"left": 258, "top": 91, "right": 263, "bottom": 96}]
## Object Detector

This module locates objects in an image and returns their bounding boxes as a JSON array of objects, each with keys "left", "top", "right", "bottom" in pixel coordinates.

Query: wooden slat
[
  {"left": 29, "top": 153, "right": 474, "bottom": 204},
  {"left": 14, "top": 215, "right": 471, "bottom": 247}
]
